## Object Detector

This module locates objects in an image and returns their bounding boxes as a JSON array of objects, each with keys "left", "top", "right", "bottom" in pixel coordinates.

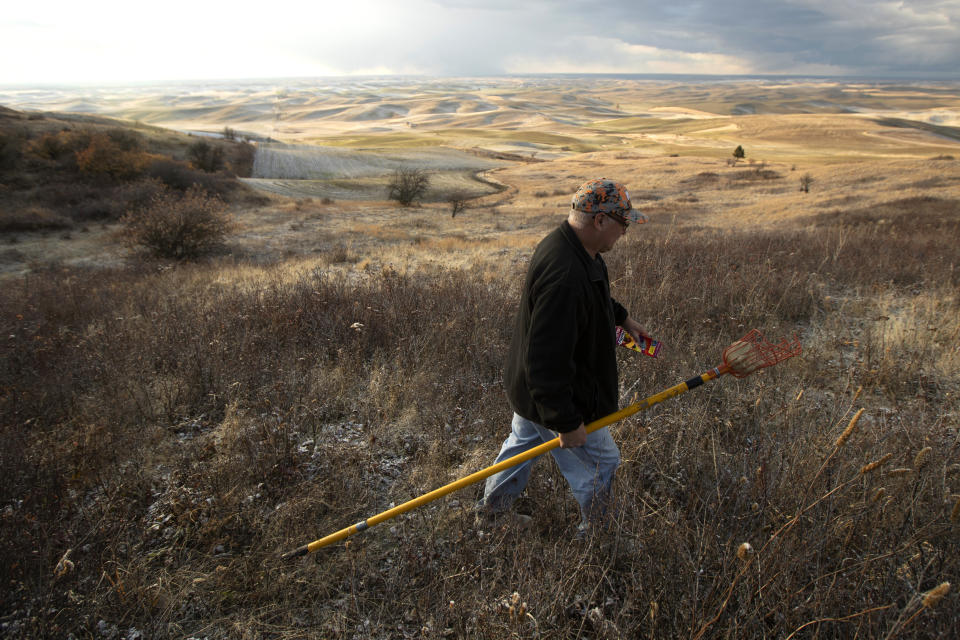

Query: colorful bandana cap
[{"left": 571, "top": 178, "right": 648, "bottom": 224}]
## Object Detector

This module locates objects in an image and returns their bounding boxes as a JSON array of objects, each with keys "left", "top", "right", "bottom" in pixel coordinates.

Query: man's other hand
[
  {"left": 559, "top": 424, "right": 587, "bottom": 448},
  {"left": 621, "top": 316, "right": 650, "bottom": 343}
]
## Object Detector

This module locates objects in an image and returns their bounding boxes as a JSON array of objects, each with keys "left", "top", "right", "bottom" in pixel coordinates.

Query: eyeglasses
[{"left": 602, "top": 211, "right": 630, "bottom": 229}]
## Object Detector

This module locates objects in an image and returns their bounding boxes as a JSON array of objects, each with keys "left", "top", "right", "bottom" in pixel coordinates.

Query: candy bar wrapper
[{"left": 616, "top": 327, "right": 662, "bottom": 358}]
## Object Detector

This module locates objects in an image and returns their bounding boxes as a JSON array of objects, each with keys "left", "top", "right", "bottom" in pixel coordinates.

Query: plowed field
[{"left": 246, "top": 142, "right": 508, "bottom": 200}]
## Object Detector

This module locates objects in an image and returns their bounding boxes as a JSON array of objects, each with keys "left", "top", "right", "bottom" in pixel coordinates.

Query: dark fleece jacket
[{"left": 504, "top": 221, "right": 628, "bottom": 433}]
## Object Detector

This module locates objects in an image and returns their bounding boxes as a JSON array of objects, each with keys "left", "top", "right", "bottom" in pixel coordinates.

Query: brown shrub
[
  {"left": 186, "top": 139, "right": 225, "bottom": 173},
  {"left": 76, "top": 133, "right": 151, "bottom": 180},
  {"left": 29, "top": 129, "right": 91, "bottom": 161},
  {"left": 104, "top": 127, "right": 144, "bottom": 152},
  {"left": 144, "top": 158, "right": 238, "bottom": 199},
  {"left": 120, "top": 185, "right": 233, "bottom": 259},
  {"left": 226, "top": 140, "right": 255, "bottom": 177}
]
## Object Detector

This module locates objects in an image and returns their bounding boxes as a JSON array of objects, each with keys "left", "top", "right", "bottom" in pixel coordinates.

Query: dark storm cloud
[
  {"left": 620, "top": 0, "right": 960, "bottom": 76},
  {"left": 427, "top": 0, "right": 960, "bottom": 77}
]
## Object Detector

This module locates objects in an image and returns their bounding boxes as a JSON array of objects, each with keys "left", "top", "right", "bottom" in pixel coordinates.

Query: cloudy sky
[{"left": 2, "top": 0, "right": 958, "bottom": 85}]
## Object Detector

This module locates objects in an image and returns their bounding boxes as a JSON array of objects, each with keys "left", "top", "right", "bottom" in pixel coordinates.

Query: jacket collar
[{"left": 560, "top": 220, "right": 606, "bottom": 282}]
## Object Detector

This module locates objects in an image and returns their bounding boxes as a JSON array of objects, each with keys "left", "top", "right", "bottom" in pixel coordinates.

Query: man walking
[{"left": 481, "top": 178, "right": 650, "bottom": 532}]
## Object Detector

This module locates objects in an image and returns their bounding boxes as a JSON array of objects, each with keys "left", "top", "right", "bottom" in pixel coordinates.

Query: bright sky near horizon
[{"left": 2, "top": 0, "right": 959, "bottom": 85}]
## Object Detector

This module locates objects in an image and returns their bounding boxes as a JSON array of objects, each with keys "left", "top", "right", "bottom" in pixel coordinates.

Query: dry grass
[{"left": 2, "top": 199, "right": 959, "bottom": 637}]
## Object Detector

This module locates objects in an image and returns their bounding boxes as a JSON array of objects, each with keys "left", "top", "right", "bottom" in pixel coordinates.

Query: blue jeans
[{"left": 482, "top": 413, "right": 620, "bottom": 525}]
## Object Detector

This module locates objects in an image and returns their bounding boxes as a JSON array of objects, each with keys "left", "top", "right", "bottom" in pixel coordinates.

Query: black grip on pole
[{"left": 685, "top": 375, "right": 704, "bottom": 390}]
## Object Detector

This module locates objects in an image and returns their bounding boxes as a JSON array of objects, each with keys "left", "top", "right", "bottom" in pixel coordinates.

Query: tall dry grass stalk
[
  {"left": 921, "top": 582, "right": 950, "bottom": 609},
  {"left": 835, "top": 408, "right": 864, "bottom": 447},
  {"left": 861, "top": 453, "right": 894, "bottom": 475},
  {"left": 912, "top": 446, "right": 932, "bottom": 469}
]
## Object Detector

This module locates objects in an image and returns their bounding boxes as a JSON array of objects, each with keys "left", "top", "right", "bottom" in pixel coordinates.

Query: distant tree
[
  {"left": 222, "top": 127, "right": 237, "bottom": 141},
  {"left": 800, "top": 173, "right": 814, "bottom": 193},
  {"left": 733, "top": 145, "right": 746, "bottom": 162},
  {"left": 448, "top": 190, "right": 469, "bottom": 218},
  {"left": 388, "top": 167, "right": 430, "bottom": 206},
  {"left": 187, "top": 140, "right": 225, "bottom": 173}
]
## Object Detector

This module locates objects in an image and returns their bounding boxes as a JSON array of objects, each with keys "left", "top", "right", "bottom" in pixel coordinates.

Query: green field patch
[
  {"left": 434, "top": 128, "right": 605, "bottom": 153},
  {"left": 312, "top": 132, "right": 451, "bottom": 149},
  {"left": 591, "top": 117, "right": 696, "bottom": 133}
]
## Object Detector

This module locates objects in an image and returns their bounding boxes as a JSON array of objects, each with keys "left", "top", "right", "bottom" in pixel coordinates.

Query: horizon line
[{"left": 3, "top": 71, "right": 960, "bottom": 90}]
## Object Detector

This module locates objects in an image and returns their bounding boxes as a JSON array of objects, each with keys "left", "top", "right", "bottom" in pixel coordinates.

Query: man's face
[{"left": 596, "top": 212, "right": 629, "bottom": 253}]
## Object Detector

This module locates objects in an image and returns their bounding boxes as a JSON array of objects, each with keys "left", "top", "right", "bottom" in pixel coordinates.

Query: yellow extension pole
[{"left": 281, "top": 365, "right": 728, "bottom": 559}]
